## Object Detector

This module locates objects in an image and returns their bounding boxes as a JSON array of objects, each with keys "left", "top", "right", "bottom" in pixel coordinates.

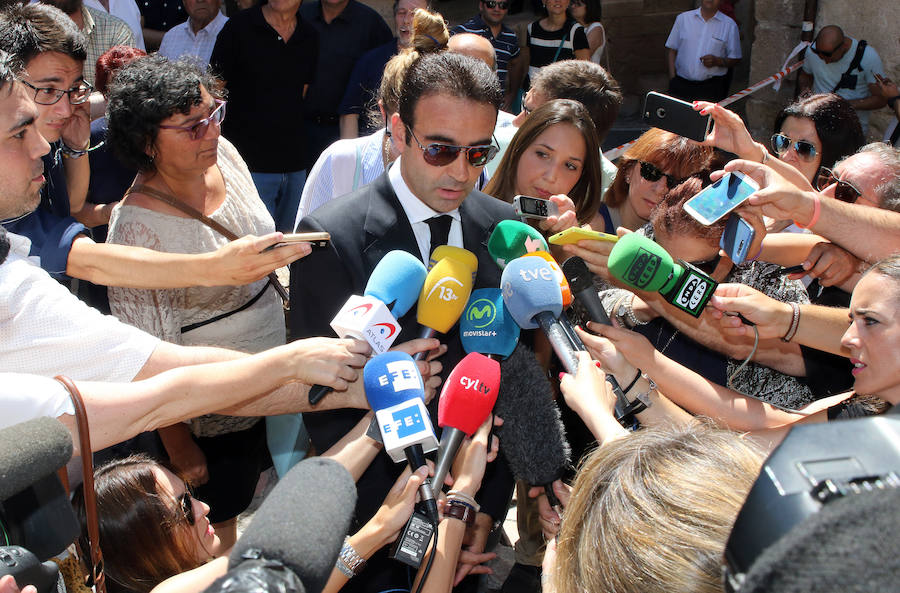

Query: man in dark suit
[{"left": 289, "top": 52, "right": 515, "bottom": 592}]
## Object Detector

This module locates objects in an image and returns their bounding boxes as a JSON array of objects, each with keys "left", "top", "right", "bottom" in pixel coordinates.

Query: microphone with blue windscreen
[{"left": 460, "top": 288, "right": 520, "bottom": 360}]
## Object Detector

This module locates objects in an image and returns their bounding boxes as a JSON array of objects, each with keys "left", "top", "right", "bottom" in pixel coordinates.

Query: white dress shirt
[
  {"left": 84, "top": 0, "right": 145, "bottom": 50},
  {"left": 665, "top": 8, "right": 741, "bottom": 81},
  {"left": 388, "top": 157, "right": 463, "bottom": 263},
  {"left": 158, "top": 10, "right": 229, "bottom": 67}
]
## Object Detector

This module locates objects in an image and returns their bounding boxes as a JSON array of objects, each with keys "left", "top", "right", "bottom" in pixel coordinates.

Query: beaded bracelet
[{"left": 781, "top": 302, "right": 801, "bottom": 343}]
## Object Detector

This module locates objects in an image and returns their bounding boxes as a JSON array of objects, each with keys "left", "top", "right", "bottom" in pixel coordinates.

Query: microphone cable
[
  {"left": 726, "top": 324, "right": 760, "bottom": 395},
  {"left": 412, "top": 514, "right": 438, "bottom": 593}
]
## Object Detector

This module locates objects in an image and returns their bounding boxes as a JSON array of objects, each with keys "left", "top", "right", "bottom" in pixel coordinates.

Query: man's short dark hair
[
  {"left": 0, "top": 48, "right": 20, "bottom": 96},
  {"left": 398, "top": 51, "right": 502, "bottom": 136},
  {"left": 531, "top": 60, "right": 622, "bottom": 142},
  {"left": 0, "top": 2, "right": 87, "bottom": 65}
]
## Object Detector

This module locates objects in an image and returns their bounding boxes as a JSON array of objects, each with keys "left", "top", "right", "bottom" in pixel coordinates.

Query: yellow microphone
[
  {"left": 429, "top": 245, "right": 478, "bottom": 284},
  {"left": 415, "top": 257, "right": 474, "bottom": 359}
]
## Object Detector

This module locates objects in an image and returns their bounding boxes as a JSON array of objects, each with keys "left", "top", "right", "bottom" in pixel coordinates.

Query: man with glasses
[
  {"left": 820, "top": 144, "right": 900, "bottom": 212},
  {"left": 799, "top": 25, "right": 886, "bottom": 132},
  {"left": 290, "top": 51, "right": 515, "bottom": 593},
  {"left": 452, "top": 0, "right": 524, "bottom": 110}
]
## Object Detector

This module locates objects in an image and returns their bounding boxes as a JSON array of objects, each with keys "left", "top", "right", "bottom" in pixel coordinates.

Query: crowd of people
[{"left": 1, "top": 0, "right": 900, "bottom": 593}]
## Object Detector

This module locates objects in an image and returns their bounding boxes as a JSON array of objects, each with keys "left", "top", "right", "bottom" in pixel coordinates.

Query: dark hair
[
  {"left": 606, "top": 128, "right": 713, "bottom": 210},
  {"left": 106, "top": 55, "right": 222, "bottom": 172},
  {"left": 0, "top": 48, "right": 20, "bottom": 96},
  {"left": 484, "top": 99, "right": 603, "bottom": 224},
  {"left": 650, "top": 176, "right": 726, "bottom": 247},
  {"left": 94, "top": 45, "right": 146, "bottom": 96},
  {"left": 0, "top": 2, "right": 86, "bottom": 65},
  {"left": 397, "top": 51, "right": 502, "bottom": 134},
  {"left": 773, "top": 93, "right": 864, "bottom": 171},
  {"left": 72, "top": 455, "right": 203, "bottom": 593},
  {"left": 531, "top": 60, "right": 622, "bottom": 141},
  {"left": 577, "top": 0, "right": 602, "bottom": 24}
]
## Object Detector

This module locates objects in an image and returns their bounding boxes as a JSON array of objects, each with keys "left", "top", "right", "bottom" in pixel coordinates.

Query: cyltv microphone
[
  {"left": 413, "top": 256, "right": 473, "bottom": 360},
  {"left": 429, "top": 245, "right": 478, "bottom": 284},
  {"left": 460, "top": 288, "right": 520, "bottom": 359},
  {"left": 431, "top": 352, "right": 501, "bottom": 490},
  {"left": 501, "top": 256, "right": 580, "bottom": 373},
  {"left": 608, "top": 233, "right": 717, "bottom": 318},
  {"left": 364, "top": 352, "right": 439, "bottom": 524},
  {"left": 487, "top": 219, "right": 549, "bottom": 269},
  {"left": 223, "top": 457, "right": 356, "bottom": 593}
]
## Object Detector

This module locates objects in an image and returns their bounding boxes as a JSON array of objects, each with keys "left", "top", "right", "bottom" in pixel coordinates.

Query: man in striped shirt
[{"left": 451, "top": 0, "right": 523, "bottom": 109}]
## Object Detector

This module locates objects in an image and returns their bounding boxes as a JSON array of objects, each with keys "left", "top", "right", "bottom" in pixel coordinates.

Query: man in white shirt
[
  {"left": 159, "top": 0, "right": 228, "bottom": 67},
  {"left": 665, "top": 0, "right": 741, "bottom": 102},
  {"left": 83, "top": 0, "right": 145, "bottom": 50}
]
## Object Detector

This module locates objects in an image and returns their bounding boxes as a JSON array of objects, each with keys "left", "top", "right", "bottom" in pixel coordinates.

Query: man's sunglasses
[
  {"left": 811, "top": 41, "right": 843, "bottom": 58},
  {"left": 770, "top": 133, "right": 818, "bottom": 162},
  {"left": 178, "top": 491, "right": 195, "bottom": 525},
  {"left": 483, "top": 1, "right": 509, "bottom": 8},
  {"left": 407, "top": 127, "right": 498, "bottom": 167},
  {"left": 815, "top": 167, "right": 862, "bottom": 203},
  {"left": 639, "top": 161, "right": 683, "bottom": 190},
  {"left": 159, "top": 99, "right": 226, "bottom": 141}
]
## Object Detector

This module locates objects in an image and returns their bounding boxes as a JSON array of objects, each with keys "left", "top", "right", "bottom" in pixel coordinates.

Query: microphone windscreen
[
  {"left": 607, "top": 233, "right": 676, "bottom": 293},
  {"left": 438, "top": 353, "right": 500, "bottom": 435},
  {"left": 364, "top": 351, "right": 425, "bottom": 412},
  {"left": 561, "top": 256, "right": 593, "bottom": 295},
  {"left": 522, "top": 251, "right": 572, "bottom": 307},
  {"left": 501, "top": 256, "right": 563, "bottom": 330},
  {"left": 460, "top": 288, "right": 520, "bottom": 358},
  {"left": 417, "top": 257, "right": 473, "bottom": 333},
  {"left": 365, "top": 250, "right": 428, "bottom": 318},
  {"left": 229, "top": 458, "right": 355, "bottom": 592},
  {"left": 487, "top": 220, "right": 549, "bottom": 269},
  {"left": 0, "top": 417, "right": 72, "bottom": 500},
  {"left": 494, "top": 343, "right": 570, "bottom": 486},
  {"left": 429, "top": 246, "right": 478, "bottom": 283}
]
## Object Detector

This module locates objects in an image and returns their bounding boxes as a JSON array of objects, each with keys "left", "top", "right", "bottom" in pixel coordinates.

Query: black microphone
[
  {"left": 0, "top": 417, "right": 72, "bottom": 501},
  {"left": 494, "top": 342, "right": 571, "bottom": 512},
  {"left": 224, "top": 458, "right": 356, "bottom": 593}
]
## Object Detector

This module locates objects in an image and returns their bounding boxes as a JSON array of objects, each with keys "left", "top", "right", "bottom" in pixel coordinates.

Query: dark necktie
[{"left": 425, "top": 215, "right": 453, "bottom": 262}]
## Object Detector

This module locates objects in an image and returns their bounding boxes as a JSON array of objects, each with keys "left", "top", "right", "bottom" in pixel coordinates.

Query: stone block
[
  {"left": 747, "top": 98, "right": 784, "bottom": 141},
  {"left": 754, "top": 0, "right": 804, "bottom": 26}
]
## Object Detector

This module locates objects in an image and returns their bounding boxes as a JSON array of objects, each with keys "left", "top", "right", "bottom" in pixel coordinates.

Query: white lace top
[{"left": 107, "top": 137, "right": 284, "bottom": 437}]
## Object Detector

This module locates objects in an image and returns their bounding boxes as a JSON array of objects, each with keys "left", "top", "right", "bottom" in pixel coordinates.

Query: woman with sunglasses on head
[
  {"left": 104, "top": 55, "right": 295, "bottom": 552},
  {"left": 567, "top": 0, "right": 605, "bottom": 66}
]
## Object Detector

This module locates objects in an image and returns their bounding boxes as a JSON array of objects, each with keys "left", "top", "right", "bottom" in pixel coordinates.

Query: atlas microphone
[
  {"left": 413, "top": 256, "right": 474, "bottom": 360},
  {"left": 460, "top": 288, "right": 520, "bottom": 359},
  {"left": 364, "top": 352, "right": 440, "bottom": 524},
  {"left": 608, "top": 233, "right": 718, "bottom": 318},
  {"left": 487, "top": 219, "right": 549, "bottom": 269},
  {"left": 502, "top": 256, "right": 580, "bottom": 373},
  {"left": 431, "top": 352, "right": 501, "bottom": 490},
  {"left": 308, "top": 251, "right": 427, "bottom": 405}
]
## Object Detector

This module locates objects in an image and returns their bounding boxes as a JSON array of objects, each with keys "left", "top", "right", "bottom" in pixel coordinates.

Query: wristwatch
[
  {"left": 615, "top": 294, "right": 647, "bottom": 329},
  {"left": 444, "top": 500, "right": 477, "bottom": 525}
]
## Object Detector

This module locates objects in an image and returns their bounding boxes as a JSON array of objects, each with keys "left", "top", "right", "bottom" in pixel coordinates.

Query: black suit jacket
[{"left": 288, "top": 172, "right": 515, "bottom": 592}]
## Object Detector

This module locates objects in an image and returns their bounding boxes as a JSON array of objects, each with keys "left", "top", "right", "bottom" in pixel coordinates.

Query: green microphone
[
  {"left": 608, "top": 233, "right": 717, "bottom": 318},
  {"left": 486, "top": 220, "right": 549, "bottom": 269}
]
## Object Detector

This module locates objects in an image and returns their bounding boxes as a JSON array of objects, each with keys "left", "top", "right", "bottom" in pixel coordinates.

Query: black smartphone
[
  {"left": 779, "top": 264, "right": 807, "bottom": 276},
  {"left": 263, "top": 232, "right": 331, "bottom": 252},
  {"left": 642, "top": 91, "right": 714, "bottom": 142}
]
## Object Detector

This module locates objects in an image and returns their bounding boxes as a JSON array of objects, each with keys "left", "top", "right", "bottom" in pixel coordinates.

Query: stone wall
[{"left": 747, "top": 0, "right": 900, "bottom": 142}]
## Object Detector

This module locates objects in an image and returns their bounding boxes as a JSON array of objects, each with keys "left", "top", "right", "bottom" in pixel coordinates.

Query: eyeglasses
[
  {"left": 158, "top": 99, "right": 226, "bottom": 141},
  {"left": 482, "top": 1, "right": 509, "bottom": 8},
  {"left": 638, "top": 161, "right": 683, "bottom": 190},
  {"left": 177, "top": 491, "right": 195, "bottom": 525},
  {"left": 407, "top": 127, "right": 498, "bottom": 167},
  {"left": 770, "top": 133, "right": 818, "bottom": 162},
  {"left": 815, "top": 166, "right": 863, "bottom": 203},
  {"left": 811, "top": 40, "right": 843, "bottom": 58},
  {"left": 21, "top": 79, "right": 93, "bottom": 106}
]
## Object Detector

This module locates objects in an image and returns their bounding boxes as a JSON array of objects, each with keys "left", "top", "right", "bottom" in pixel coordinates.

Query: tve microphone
[
  {"left": 364, "top": 352, "right": 439, "bottom": 523},
  {"left": 487, "top": 220, "right": 549, "bottom": 269},
  {"left": 365, "top": 250, "right": 428, "bottom": 317},
  {"left": 429, "top": 245, "right": 478, "bottom": 284},
  {"left": 521, "top": 251, "right": 584, "bottom": 352},
  {"left": 493, "top": 342, "right": 570, "bottom": 512},
  {"left": 414, "top": 257, "right": 473, "bottom": 359},
  {"left": 608, "top": 233, "right": 717, "bottom": 318},
  {"left": 460, "top": 288, "right": 520, "bottom": 359},
  {"left": 501, "top": 256, "right": 580, "bottom": 373},
  {"left": 431, "top": 353, "right": 501, "bottom": 490},
  {"left": 225, "top": 457, "right": 356, "bottom": 593}
]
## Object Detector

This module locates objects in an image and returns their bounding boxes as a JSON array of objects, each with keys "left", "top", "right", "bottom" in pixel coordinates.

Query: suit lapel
[
  {"left": 460, "top": 192, "right": 503, "bottom": 288},
  {"left": 361, "top": 172, "right": 420, "bottom": 273}
]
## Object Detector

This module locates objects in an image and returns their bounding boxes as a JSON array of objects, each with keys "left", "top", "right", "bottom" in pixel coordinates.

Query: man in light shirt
[
  {"left": 159, "top": 0, "right": 228, "bottom": 67},
  {"left": 84, "top": 0, "right": 145, "bottom": 50}
]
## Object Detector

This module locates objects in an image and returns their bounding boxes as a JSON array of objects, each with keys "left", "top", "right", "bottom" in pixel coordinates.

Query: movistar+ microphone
[{"left": 460, "top": 288, "right": 520, "bottom": 359}]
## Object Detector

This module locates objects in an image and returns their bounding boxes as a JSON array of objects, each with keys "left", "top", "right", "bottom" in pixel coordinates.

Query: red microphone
[{"left": 431, "top": 352, "right": 500, "bottom": 490}]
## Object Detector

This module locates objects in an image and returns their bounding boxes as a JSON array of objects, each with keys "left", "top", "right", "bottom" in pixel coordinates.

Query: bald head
[
  {"left": 816, "top": 25, "right": 844, "bottom": 47},
  {"left": 448, "top": 33, "right": 496, "bottom": 70}
]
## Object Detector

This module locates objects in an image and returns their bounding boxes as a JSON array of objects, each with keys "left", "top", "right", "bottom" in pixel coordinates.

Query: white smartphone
[
  {"left": 513, "top": 195, "right": 559, "bottom": 220},
  {"left": 683, "top": 172, "right": 760, "bottom": 225}
]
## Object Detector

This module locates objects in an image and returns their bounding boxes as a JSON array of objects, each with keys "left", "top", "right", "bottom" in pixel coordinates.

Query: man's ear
[{"left": 391, "top": 112, "right": 407, "bottom": 155}]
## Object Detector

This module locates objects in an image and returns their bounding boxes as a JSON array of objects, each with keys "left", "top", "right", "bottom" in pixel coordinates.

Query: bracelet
[
  {"left": 615, "top": 294, "right": 647, "bottom": 330},
  {"left": 794, "top": 192, "right": 820, "bottom": 230},
  {"left": 781, "top": 302, "right": 801, "bottom": 343},
  {"left": 618, "top": 374, "right": 657, "bottom": 419},
  {"left": 634, "top": 373, "right": 657, "bottom": 409},
  {"left": 887, "top": 95, "right": 899, "bottom": 109},
  {"left": 622, "top": 368, "right": 641, "bottom": 394},
  {"left": 60, "top": 143, "right": 89, "bottom": 159},
  {"left": 447, "top": 490, "right": 480, "bottom": 512},
  {"left": 445, "top": 500, "right": 477, "bottom": 525},
  {"left": 335, "top": 537, "right": 366, "bottom": 578}
]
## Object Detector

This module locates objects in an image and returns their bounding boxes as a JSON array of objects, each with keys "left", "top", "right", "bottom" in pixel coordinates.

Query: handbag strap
[
  {"left": 125, "top": 183, "right": 289, "bottom": 304},
  {"left": 551, "top": 28, "right": 568, "bottom": 63},
  {"left": 54, "top": 375, "right": 107, "bottom": 593}
]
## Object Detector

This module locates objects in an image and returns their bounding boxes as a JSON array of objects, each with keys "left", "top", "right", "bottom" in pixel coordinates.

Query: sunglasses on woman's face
[
  {"left": 407, "top": 127, "right": 499, "bottom": 167},
  {"left": 815, "top": 167, "right": 863, "bottom": 203},
  {"left": 770, "top": 133, "right": 818, "bottom": 162},
  {"left": 158, "top": 99, "right": 227, "bottom": 141},
  {"left": 639, "top": 161, "right": 682, "bottom": 190},
  {"left": 178, "top": 491, "right": 195, "bottom": 525}
]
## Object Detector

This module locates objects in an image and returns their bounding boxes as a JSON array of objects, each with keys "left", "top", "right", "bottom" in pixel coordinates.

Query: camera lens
[{"left": 656, "top": 107, "right": 667, "bottom": 119}]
